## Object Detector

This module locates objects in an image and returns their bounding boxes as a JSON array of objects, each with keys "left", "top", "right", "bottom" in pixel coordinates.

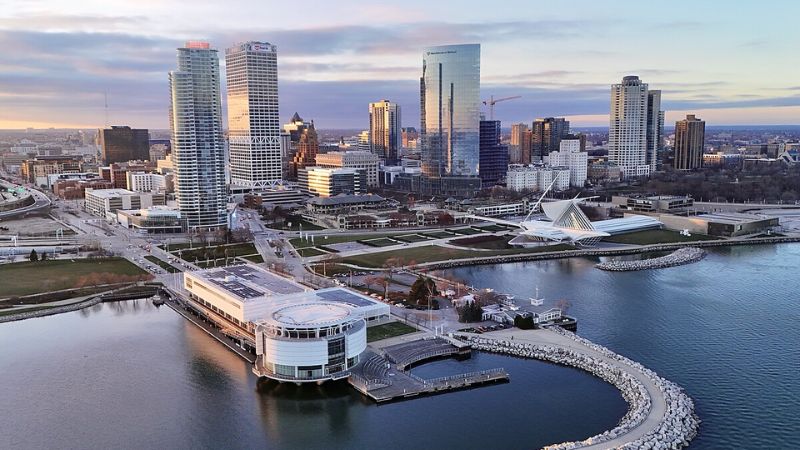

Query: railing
[
  {"left": 394, "top": 346, "right": 459, "bottom": 369},
  {"left": 349, "top": 373, "right": 391, "bottom": 391},
  {"left": 419, "top": 368, "right": 507, "bottom": 386}
]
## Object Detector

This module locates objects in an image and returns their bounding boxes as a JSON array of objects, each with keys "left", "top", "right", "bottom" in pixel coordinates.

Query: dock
[{"left": 349, "top": 338, "right": 508, "bottom": 403}]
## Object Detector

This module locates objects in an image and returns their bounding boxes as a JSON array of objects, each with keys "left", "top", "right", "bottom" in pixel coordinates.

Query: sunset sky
[{"left": 1, "top": 0, "right": 798, "bottom": 129}]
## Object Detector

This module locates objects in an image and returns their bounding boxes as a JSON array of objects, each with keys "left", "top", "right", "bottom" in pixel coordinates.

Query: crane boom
[{"left": 481, "top": 95, "right": 521, "bottom": 120}]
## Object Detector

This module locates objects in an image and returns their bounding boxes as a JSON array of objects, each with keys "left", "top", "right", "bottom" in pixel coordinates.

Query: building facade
[
  {"left": 547, "top": 139, "right": 588, "bottom": 188},
  {"left": 510, "top": 123, "right": 532, "bottom": 164},
  {"left": 674, "top": 114, "right": 705, "bottom": 170},
  {"left": 368, "top": 100, "right": 401, "bottom": 164},
  {"left": 531, "top": 118, "right": 569, "bottom": 162},
  {"left": 608, "top": 75, "right": 663, "bottom": 178},
  {"left": 506, "top": 165, "right": 570, "bottom": 192},
  {"left": 225, "top": 41, "right": 282, "bottom": 188},
  {"left": 169, "top": 41, "right": 228, "bottom": 229},
  {"left": 85, "top": 188, "right": 166, "bottom": 219},
  {"left": 420, "top": 44, "right": 481, "bottom": 194},
  {"left": 298, "top": 167, "right": 366, "bottom": 198},
  {"left": 315, "top": 151, "right": 380, "bottom": 188},
  {"left": 99, "top": 126, "right": 150, "bottom": 164},
  {"left": 479, "top": 120, "right": 509, "bottom": 186}
]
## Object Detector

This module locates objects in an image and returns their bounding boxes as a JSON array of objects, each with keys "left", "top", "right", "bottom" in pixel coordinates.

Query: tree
[
  {"left": 40, "top": 252, "right": 48, "bottom": 261},
  {"left": 28, "top": 249, "right": 38, "bottom": 262},
  {"left": 408, "top": 276, "right": 439, "bottom": 306},
  {"left": 473, "top": 289, "right": 504, "bottom": 306},
  {"left": 514, "top": 314, "right": 536, "bottom": 330},
  {"left": 457, "top": 300, "right": 484, "bottom": 323}
]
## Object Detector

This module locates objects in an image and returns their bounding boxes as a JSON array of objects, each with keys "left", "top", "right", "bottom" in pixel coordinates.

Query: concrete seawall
[
  {"left": 419, "top": 236, "right": 800, "bottom": 271},
  {"left": 459, "top": 328, "right": 698, "bottom": 449}
]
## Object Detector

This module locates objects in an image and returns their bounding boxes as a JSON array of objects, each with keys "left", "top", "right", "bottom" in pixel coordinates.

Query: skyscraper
[
  {"left": 419, "top": 44, "right": 481, "bottom": 196},
  {"left": 282, "top": 113, "right": 317, "bottom": 180},
  {"left": 510, "top": 123, "right": 532, "bottom": 164},
  {"left": 608, "top": 75, "right": 664, "bottom": 178},
  {"left": 531, "top": 117, "right": 569, "bottom": 162},
  {"left": 674, "top": 114, "right": 705, "bottom": 170},
  {"left": 99, "top": 126, "right": 150, "bottom": 164},
  {"left": 479, "top": 120, "right": 509, "bottom": 186},
  {"left": 225, "top": 41, "right": 282, "bottom": 188},
  {"left": 169, "top": 41, "right": 227, "bottom": 229},
  {"left": 291, "top": 121, "right": 319, "bottom": 179},
  {"left": 369, "top": 100, "right": 401, "bottom": 164}
]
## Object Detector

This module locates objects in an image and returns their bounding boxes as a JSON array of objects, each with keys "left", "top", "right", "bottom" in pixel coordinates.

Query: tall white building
[
  {"left": 506, "top": 165, "right": 570, "bottom": 192},
  {"left": 547, "top": 139, "right": 588, "bottom": 188},
  {"left": 368, "top": 100, "right": 401, "bottom": 164},
  {"left": 226, "top": 41, "right": 282, "bottom": 188},
  {"left": 169, "top": 41, "right": 227, "bottom": 229},
  {"left": 608, "top": 75, "right": 663, "bottom": 178}
]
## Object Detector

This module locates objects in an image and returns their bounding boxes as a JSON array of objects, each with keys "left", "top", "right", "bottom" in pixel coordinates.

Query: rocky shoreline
[
  {"left": 0, "top": 296, "right": 102, "bottom": 324},
  {"left": 460, "top": 329, "right": 699, "bottom": 449},
  {"left": 596, "top": 247, "right": 706, "bottom": 272}
]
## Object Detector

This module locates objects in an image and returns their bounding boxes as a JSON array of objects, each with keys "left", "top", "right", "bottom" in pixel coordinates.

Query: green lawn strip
[
  {"left": 475, "top": 224, "right": 508, "bottom": 232},
  {"left": 393, "top": 234, "right": 432, "bottom": 243},
  {"left": 366, "top": 321, "right": 418, "bottom": 342},
  {"left": 242, "top": 254, "right": 264, "bottom": 263},
  {"left": 290, "top": 233, "right": 397, "bottom": 249},
  {"left": 358, "top": 237, "right": 400, "bottom": 247},
  {"left": 422, "top": 231, "right": 456, "bottom": 239},
  {"left": 449, "top": 235, "right": 512, "bottom": 250},
  {"left": 341, "top": 244, "right": 575, "bottom": 268},
  {"left": 0, "top": 258, "right": 146, "bottom": 297},
  {"left": 264, "top": 219, "right": 324, "bottom": 231},
  {"left": 296, "top": 247, "right": 327, "bottom": 257},
  {"left": 172, "top": 242, "right": 258, "bottom": 261},
  {"left": 603, "top": 229, "right": 718, "bottom": 245},
  {"left": 448, "top": 227, "right": 483, "bottom": 235},
  {"left": 144, "top": 255, "right": 180, "bottom": 273}
]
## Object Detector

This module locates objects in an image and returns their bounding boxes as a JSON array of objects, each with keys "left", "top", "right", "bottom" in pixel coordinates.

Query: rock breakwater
[{"left": 596, "top": 247, "right": 706, "bottom": 272}]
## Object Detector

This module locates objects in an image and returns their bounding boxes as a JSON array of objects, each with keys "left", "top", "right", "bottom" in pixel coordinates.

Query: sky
[{"left": 1, "top": 0, "right": 798, "bottom": 130}]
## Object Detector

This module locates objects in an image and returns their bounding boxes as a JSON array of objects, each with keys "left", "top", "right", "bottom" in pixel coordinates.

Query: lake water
[{"left": 446, "top": 243, "right": 800, "bottom": 449}]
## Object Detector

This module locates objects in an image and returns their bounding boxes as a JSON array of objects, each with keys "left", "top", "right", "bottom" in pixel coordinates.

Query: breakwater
[
  {"left": 596, "top": 247, "right": 706, "bottom": 272},
  {"left": 460, "top": 329, "right": 698, "bottom": 449},
  {"left": 418, "top": 235, "right": 800, "bottom": 270}
]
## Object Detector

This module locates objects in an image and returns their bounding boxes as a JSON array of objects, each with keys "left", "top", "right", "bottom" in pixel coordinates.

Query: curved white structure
[{"left": 254, "top": 302, "right": 367, "bottom": 383}]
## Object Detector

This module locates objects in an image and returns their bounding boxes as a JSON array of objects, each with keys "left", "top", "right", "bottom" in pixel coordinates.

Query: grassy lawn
[
  {"left": 309, "top": 263, "right": 352, "bottom": 276},
  {"left": 144, "top": 255, "right": 180, "bottom": 273},
  {"left": 450, "top": 235, "right": 513, "bottom": 250},
  {"left": 0, "top": 258, "right": 146, "bottom": 297},
  {"left": 289, "top": 233, "right": 397, "bottom": 249},
  {"left": 475, "top": 224, "right": 510, "bottom": 232},
  {"left": 242, "top": 254, "right": 264, "bottom": 263},
  {"left": 422, "top": 231, "right": 456, "bottom": 239},
  {"left": 448, "top": 227, "right": 484, "bottom": 235},
  {"left": 341, "top": 244, "right": 576, "bottom": 268},
  {"left": 393, "top": 234, "right": 431, "bottom": 243},
  {"left": 603, "top": 229, "right": 719, "bottom": 245},
  {"left": 265, "top": 219, "right": 324, "bottom": 231},
  {"left": 360, "top": 238, "right": 399, "bottom": 247},
  {"left": 174, "top": 243, "right": 258, "bottom": 261},
  {"left": 367, "top": 321, "right": 418, "bottom": 342},
  {"left": 296, "top": 247, "right": 327, "bottom": 257}
]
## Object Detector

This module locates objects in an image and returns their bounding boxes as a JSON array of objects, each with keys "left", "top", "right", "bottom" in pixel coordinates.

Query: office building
[
  {"left": 479, "top": 120, "right": 509, "bottom": 186},
  {"left": 298, "top": 167, "right": 366, "bottom": 198},
  {"left": 401, "top": 127, "right": 419, "bottom": 152},
  {"left": 531, "top": 118, "right": 569, "bottom": 162},
  {"left": 510, "top": 123, "right": 532, "bottom": 164},
  {"left": 84, "top": 188, "right": 166, "bottom": 219},
  {"left": 369, "top": 100, "right": 401, "bottom": 164},
  {"left": 608, "top": 75, "right": 663, "bottom": 178},
  {"left": 169, "top": 41, "right": 228, "bottom": 229},
  {"left": 126, "top": 171, "right": 173, "bottom": 193},
  {"left": 226, "top": 41, "right": 282, "bottom": 188},
  {"left": 99, "top": 126, "right": 150, "bottom": 164},
  {"left": 283, "top": 113, "right": 318, "bottom": 179},
  {"left": 420, "top": 44, "right": 481, "bottom": 196},
  {"left": 546, "top": 139, "right": 588, "bottom": 188},
  {"left": 315, "top": 151, "right": 380, "bottom": 187},
  {"left": 116, "top": 206, "right": 185, "bottom": 234},
  {"left": 674, "top": 114, "right": 706, "bottom": 170}
]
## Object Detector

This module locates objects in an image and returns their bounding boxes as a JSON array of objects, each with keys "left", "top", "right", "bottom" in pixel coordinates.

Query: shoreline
[
  {"left": 596, "top": 247, "right": 706, "bottom": 271},
  {"left": 461, "top": 328, "right": 698, "bottom": 449},
  {"left": 417, "top": 235, "right": 799, "bottom": 271}
]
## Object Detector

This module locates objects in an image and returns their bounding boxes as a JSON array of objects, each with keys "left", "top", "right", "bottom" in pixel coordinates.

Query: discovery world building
[{"left": 183, "top": 265, "right": 389, "bottom": 383}]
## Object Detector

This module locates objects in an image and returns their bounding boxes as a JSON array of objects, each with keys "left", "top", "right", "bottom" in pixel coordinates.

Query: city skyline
[{"left": 1, "top": 0, "right": 799, "bottom": 129}]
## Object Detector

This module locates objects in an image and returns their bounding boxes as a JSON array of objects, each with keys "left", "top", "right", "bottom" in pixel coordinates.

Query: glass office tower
[{"left": 420, "top": 44, "right": 481, "bottom": 180}]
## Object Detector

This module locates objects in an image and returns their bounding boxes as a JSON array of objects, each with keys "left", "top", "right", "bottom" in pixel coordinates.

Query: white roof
[{"left": 270, "top": 302, "right": 356, "bottom": 327}]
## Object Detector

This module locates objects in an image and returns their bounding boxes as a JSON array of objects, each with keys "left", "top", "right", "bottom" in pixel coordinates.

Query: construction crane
[{"left": 482, "top": 95, "right": 521, "bottom": 120}]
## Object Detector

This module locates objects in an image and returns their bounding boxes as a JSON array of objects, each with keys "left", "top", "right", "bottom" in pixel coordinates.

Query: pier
[{"left": 349, "top": 337, "right": 508, "bottom": 403}]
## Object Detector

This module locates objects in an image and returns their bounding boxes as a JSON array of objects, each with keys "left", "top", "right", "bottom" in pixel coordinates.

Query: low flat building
[
  {"left": 53, "top": 179, "right": 114, "bottom": 200},
  {"left": 116, "top": 206, "right": 185, "bottom": 233},
  {"left": 183, "top": 265, "right": 390, "bottom": 383},
  {"left": 298, "top": 166, "right": 366, "bottom": 198},
  {"left": 243, "top": 188, "right": 306, "bottom": 209},
  {"left": 612, "top": 195, "right": 694, "bottom": 213},
  {"left": 306, "top": 193, "right": 396, "bottom": 214},
  {"left": 315, "top": 151, "right": 380, "bottom": 187},
  {"left": 659, "top": 212, "right": 779, "bottom": 237},
  {"left": 84, "top": 188, "right": 165, "bottom": 219}
]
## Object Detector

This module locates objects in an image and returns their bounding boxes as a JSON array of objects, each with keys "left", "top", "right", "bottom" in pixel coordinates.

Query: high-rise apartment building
[
  {"left": 674, "top": 114, "right": 705, "bottom": 170},
  {"left": 420, "top": 44, "right": 481, "bottom": 196},
  {"left": 369, "top": 100, "right": 401, "bottom": 164},
  {"left": 608, "top": 75, "right": 664, "bottom": 178},
  {"left": 479, "top": 120, "right": 509, "bottom": 186},
  {"left": 169, "top": 41, "right": 227, "bottom": 229},
  {"left": 99, "top": 126, "right": 150, "bottom": 164},
  {"left": 225, "top": 41, "right": 282, "bottom": 188},
  {"left": 510, "top": 123, "right": 532, "bottom": 164},
  {"left": 531, "top": 118, "right": 569, "bottom": 162},
  {"left": 547, "top": 138, "right": 588, "bottom": 188}
]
